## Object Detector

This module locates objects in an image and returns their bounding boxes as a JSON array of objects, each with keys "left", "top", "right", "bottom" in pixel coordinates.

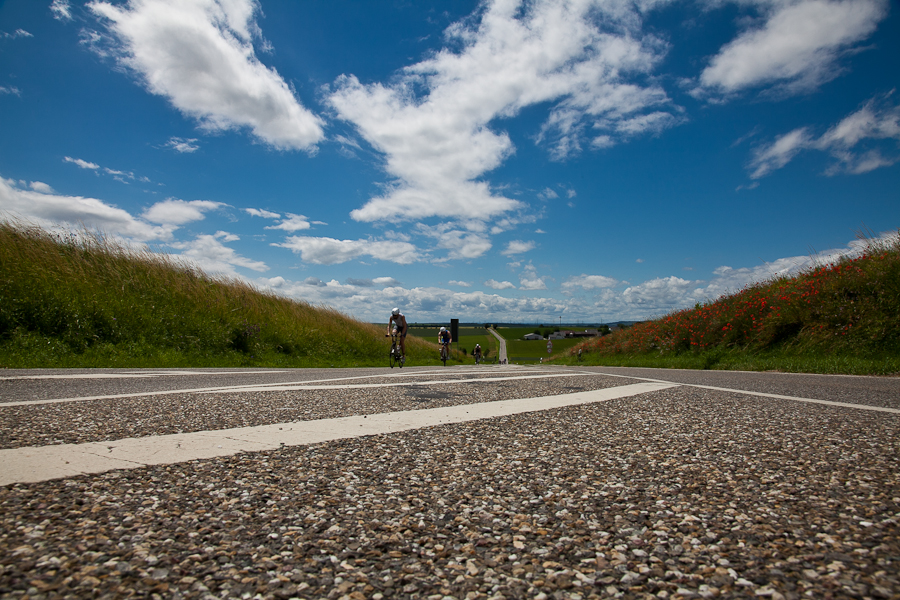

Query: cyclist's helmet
[
  {"left": 440, "top": 327, "right": 446, "bottom": 332},
  {"left": 391, "top": 307, "right": 400, "bottom": 316}
]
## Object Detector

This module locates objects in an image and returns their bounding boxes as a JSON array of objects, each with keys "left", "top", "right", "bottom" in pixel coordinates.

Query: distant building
[
  {"left": 564, "top": 329, "right": 599, "bottom": 338},
  {"left": 523, "top": 333, "right": 544, "bottom": 340},
  {"left": 548, "top": 331, "right": 568, "bottom": 340}
]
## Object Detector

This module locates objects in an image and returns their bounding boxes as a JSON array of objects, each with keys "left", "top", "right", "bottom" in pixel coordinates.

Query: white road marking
[
  {"left": 572, "top": 369, "right": 900, "bottom": 414},
  {"left": 688, "top": 383, "right": 900, "bottom": 414},
  {"left": 200, "top": 372, "right": 600, "bottom": 394},
  {"left": 0, "top": 370, "right": 294, "bottom": 381},
  {"left": 0, "top": 367, "right": 570, "bottom": 407},
  {"left": 0, "top": 381, "right": 675, "bottom": 485}
]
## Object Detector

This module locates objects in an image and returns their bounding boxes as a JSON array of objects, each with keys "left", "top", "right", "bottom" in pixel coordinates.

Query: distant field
[
  {"left": 408, "top": 326, "right": 498, "bottom": 362},
  {"left": 506, "top": 337, "right": 584, "bottom": 361}
]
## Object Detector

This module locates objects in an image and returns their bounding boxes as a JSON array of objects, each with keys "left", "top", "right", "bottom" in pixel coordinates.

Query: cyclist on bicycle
[
  {"left": 438, "top": 326, "right": 451, "bottom": 356},
  {"left": 388, "top": 307, "right": 408, "bottom": 362},
  {"left": 474, "top": 343, "right": 482, "bottom": 363}
]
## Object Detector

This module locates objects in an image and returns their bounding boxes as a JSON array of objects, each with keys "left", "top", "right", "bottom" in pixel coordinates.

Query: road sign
[{"left": 547, "top": 341, "right": 553, "bottom": 354}]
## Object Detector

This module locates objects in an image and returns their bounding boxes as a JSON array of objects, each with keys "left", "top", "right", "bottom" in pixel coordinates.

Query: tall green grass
[
  {"left": 561, "top": 231, "right": 900, "bottom": 375},
  {"left": 0, "top": 220, "right": 442, "bottom": 368}
]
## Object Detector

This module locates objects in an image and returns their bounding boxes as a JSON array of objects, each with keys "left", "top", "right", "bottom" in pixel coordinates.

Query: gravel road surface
[{"left": 1, "top": 365, "right": 898, "bottom": 600}]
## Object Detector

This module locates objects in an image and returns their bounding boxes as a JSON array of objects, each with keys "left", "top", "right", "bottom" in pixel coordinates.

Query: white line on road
[
  {"left": 0, "top": 381, "right": 675, "bottom": 485},
  {"left": 198, "top": 372, "right": 601, "bottom": 394},
  {"left": 0, "top": 367, "right": 573, "bottom": 407},
  {"left": 0, "top": 370, "right": 295, "bottom": 381},
  {"left": 571, "top": 369, "right": 900, "bottom": 414}
]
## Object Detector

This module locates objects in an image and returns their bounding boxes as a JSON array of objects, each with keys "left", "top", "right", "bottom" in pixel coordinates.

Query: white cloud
[
  {"left": 448, "top": 280, "right": 472, "bottom": 287},
  {"left": 64, "top": 156, "right": 101, "bottom": 170},
  {"left": 265, "top": 213, "right": 312, "bottom": 232},
  {"left": 88, "top": 0, "right": 324, "bottom": 151},
  {"left": 51, "top": 0, "right": 73, "bottom": 21},
  {"left": 621, "top": 276, "right": 698, "bottom": 307},
  {"left": 0, "top": 176, "right": 173, "bottom": 241},
  {"left": 417, "top": 223, "right": 493, "bottom": 261},
  {"left": 273, "top": 236, "right": 419, "bottom": 265},
  {"left": 169, "top": 231, "right": 267, "bottom": 275},
  {"left": 700, "top": 0, "right": 889, "bottom": 96},
  {"left": 2, "top": 29, "right": 33, "bottom": 39},
  {"left": 372, "top": 276, "right": 401, "bottom": 287},
  {"left": 142, "top": 198, "right": 224, "bottom": 225},
  {"left": 749, "top": 94, "right": 900, "bottom": 178},
  {"left": 244, "top": 207, "right": 280, "bottom": 219},
  {"left": 0, "top": 86, "right": 22, "bottom": 96},
  {"left": 501, "top": 240, "right": 536, "bottom": 256},
  {"left": 748, "top": 127, "right": 813, "bottom": 178},
  {"left": 329, "top": 0, "right": 677, "bottom": 224},
  {"left": 165, "top": 137, "right": 200, "bottom": 153},
  {"left": 518, "top": 263, "right": 548, "bottom": 290},
  {"left": 484, "top": 279, "right": 516, "bottom": 290},
  {"left": 29, "top": 181, "right": 55, "bottom": 194},
  {"left": 562, "top": 274, "right": 619, "bottom": 291}
]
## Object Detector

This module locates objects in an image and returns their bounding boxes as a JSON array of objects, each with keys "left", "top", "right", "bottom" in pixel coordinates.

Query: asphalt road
[{"left": 0, "top": 365, "right": 897, "bottom": 600}]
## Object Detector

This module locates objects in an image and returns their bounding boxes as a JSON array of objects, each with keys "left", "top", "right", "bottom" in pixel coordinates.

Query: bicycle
[
  {"left": 387, "top": 330, "right": 404, "bottom": 368},
  {"left": 474, "top": 351, "right": 482, "bottom": 365},
  {"left": 439, "top": 342, "right": 449, "bottom": 366}
]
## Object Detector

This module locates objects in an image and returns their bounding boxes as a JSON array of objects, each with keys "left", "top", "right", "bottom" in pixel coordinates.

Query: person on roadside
[
  {"left": 388, "top": 307, "right": 408, "bottom": 363},
  {"left": 474, "top": 343, "right": 482, "bottom": 364}
]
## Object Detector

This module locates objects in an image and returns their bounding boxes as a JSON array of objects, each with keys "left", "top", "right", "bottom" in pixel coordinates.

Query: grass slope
[
  {"left": 559, "top": 232, "right": 900, "bottom": 375},
  {"left": 0, "top": 221, "right": 442, "bottom": 368}
]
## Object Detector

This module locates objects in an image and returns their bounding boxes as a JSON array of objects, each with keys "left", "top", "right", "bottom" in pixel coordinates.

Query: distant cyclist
[
  {"left": 388, "top": 307, "right": 408, "bottom": 363},
  {"left": 438, "top": 326, "right": 451, "bottom": 355},
  {"left": 474, "top": 343, "right": 482, "bottom": 364}
]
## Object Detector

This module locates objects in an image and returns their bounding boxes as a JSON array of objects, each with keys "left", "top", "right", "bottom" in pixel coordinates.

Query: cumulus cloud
[
  {"left": 518, "top": 263, "right": 548, "bottom": 290},
  {"left": 168, "top": 231, "right": 267, "bottom": 275},
  {"left": 501, "top": 240, "right": 536, "bottom": 256},
  {"left": 561, "top": 274, "right": 619, "bottom": 291},
  {"left": 265, "top": 213, "right": 312, "bottom": 232},
  {"left": 373, "top": 277, "right": 401, "bottom": 287},
  {"left": 417, "top": 223, "right": 492, "bottom": 261},
  {"left": 273, "top": 236, "right": 419, "bottom": 265},
  {"left": 448, "top": 280, "right": 472, "bottom": 287},
  {"left": 621, "top": 276, "right": 698, "bottom": 307},
  {"left": 0, "top": 176, "right": 173, "bottom": 241},
  {"left": 88, "top": 0, "right": 324, "bottom": 151},
  {"left": 329, "top": 0, "right": 677, "bottom": 225},
  {"left": 29, "top": 181, "right": 55, "bottom": 194},
  {"left": 699, "top": 0, "right": 888, "bottom": 97},
  {"left": 484, "top": 279, "right": 516, "bottom": 290},
  {"left": 749, "top": 93, "right": 900, "bottom": 178},
  {"left": 142, "top": 198, "right": 224, "bottom": 225}
]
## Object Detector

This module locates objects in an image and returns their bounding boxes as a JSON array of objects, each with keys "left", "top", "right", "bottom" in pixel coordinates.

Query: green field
[
  {"left": 505, "top": 337, "right": 584, "bottom": 361},
  {"left": 408, "top": 325, "right": 498, "bottom": 362}
]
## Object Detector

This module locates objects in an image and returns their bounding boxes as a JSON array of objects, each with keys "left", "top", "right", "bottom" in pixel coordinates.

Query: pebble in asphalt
[{"left": 0, "top": 377, "right": 898, "bottom": 600}]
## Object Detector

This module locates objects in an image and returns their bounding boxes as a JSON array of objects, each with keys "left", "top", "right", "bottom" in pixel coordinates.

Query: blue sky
[{"left": 1, "top": 0, "right": 898, "bottom": 324}]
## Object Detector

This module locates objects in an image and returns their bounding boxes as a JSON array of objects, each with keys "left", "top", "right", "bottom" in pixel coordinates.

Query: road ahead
[{"left": 1, "top": 365, "right": 898, "bottom": 599}]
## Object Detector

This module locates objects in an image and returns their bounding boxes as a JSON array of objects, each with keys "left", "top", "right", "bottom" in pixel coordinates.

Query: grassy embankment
[
  {"left": 0, "top": 221, "right": 452, "bottom": 368},
  {"left": 559, "top": 232, "right": 900, "bottom": 375}
]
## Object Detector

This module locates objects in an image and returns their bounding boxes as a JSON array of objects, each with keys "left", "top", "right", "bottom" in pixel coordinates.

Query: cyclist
[
  {"left": 438, "top": 326, "right": 451, "bottom": 359},
  {"left": 388, "top": 307, "right": 408, "bottom": 363},
  {"left": 474, "top": 343, "right": 482, "bottom": 364}
]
